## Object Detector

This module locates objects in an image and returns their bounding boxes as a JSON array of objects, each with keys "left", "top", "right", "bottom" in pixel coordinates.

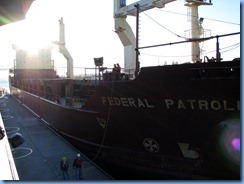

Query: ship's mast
[
  {"left": 114, "top": 0, "right": 175, "bottom": 78},
  {"left": 184, "top": 0, "right": 212, "bottom": 62}
]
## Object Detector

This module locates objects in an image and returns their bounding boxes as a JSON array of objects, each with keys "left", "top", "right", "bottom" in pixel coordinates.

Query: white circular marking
[
  {"left": 13, "top": 147, "right": 33, "bottom": 159},
  {"left": 6, "top": 127, "right": 20, "bottom": 133}
]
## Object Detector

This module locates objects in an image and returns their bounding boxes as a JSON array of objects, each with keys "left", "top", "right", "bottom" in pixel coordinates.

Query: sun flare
[{"left": 14, "top": 18, "right": 54, "bottom": 54}]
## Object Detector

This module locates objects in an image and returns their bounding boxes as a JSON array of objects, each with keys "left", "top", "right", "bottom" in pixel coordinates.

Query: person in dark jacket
[
  {"left": 60, "top": 157, "right": 69, "bottom": 180},
  {"left": 73, "top": 153, "right": 83, "bottom": 180}
]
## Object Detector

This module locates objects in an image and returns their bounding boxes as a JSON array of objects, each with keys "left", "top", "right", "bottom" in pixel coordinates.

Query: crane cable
[
  {"left": 141, "top": 11, "right": 187, "bottom": 39},
  {"left": 91, "top": 79, "right": 115, "bottom": 162}
]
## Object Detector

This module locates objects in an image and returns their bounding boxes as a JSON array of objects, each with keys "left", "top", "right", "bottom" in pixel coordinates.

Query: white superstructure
[{"left": 12, "top": 45, "right": 53, "bottom": 70}]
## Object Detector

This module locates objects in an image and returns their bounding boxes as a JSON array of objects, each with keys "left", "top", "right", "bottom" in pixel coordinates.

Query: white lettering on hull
[
  {"left": 164, "top": 99, "right": 240, "bottom": 111},
  {"left": 102, "top": 97, "right": 154, "bottom": 108},
  {"left": 101, "top": 97, "right": 240, "bottom": 111},
  {"left": 178, "top": 143, "right": 200, "bottom": 159}
]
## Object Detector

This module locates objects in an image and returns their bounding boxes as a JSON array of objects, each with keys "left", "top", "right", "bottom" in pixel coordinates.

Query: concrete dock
[{"left": 1, "top": 94, "right": 112, "bottom": 181}]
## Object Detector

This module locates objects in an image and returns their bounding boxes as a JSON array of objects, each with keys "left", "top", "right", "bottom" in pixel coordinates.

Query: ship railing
[
  {"left": 54, "top": 67, "right": 133, "bottom": 82},
  {"left": 52, "top": 66, "right": 134, "bottom": 86},
  {"left": 184, "top": 29, "right": 211, "bottom": 40}
]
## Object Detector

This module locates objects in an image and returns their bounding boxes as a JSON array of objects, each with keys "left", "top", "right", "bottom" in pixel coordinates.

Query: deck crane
[
  {"left": 53, "top": 18, "right": 74, "bottom": 78},
  {"left": 114, "top": 0, "right": 176, "bottom": 79}
]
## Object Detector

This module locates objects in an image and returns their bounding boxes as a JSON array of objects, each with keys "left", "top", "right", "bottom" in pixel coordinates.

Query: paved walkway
[{"left": 1, "top": 94, "right": 112, "bottom": 181}]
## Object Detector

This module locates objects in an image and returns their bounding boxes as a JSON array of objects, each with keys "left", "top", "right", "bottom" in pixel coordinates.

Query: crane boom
[
  {"left": 115, "top": 0, "right": 175, "bottom": 17},
  {"left": 114, "top": 0, "right": 175, "bottom": 78},
  {"left": 54, "top": 18, "right": 74, "bottom": 78}
]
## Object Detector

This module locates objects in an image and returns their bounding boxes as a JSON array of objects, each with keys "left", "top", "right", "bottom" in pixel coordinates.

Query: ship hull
[{"left": 10, "top": 60, "right": 240, "bottom": 179}]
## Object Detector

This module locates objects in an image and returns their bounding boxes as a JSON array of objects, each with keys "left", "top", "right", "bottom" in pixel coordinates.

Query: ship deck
[{"left": 0, "top": 94, "right": 112, "bottom": 181}]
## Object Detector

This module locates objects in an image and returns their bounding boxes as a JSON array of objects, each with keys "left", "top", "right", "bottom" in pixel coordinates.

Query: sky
[{"left": 0, "top": 0, "right": 240, "bottom": 76}]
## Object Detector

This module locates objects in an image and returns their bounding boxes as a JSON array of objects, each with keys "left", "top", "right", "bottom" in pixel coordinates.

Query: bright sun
[{"left": 14, "top": 17, "right": 54, "bottom": 54}]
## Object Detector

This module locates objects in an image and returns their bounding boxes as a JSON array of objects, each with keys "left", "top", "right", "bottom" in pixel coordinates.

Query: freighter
[{"left": 9, "top": 0, "right": 240, "bottom": 180}]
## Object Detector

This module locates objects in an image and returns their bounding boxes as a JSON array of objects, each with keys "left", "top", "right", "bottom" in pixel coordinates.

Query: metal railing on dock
[{"left": 0, "top": 113, "right": 19, "bottom": 180}]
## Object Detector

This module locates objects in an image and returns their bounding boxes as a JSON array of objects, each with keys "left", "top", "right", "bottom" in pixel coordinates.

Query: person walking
[
  {"left": 60, "top": 157, "right": 69, "bottom": 180},
  {"left": 73, "top": 153, "right": 83, "bottom": 180}
]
